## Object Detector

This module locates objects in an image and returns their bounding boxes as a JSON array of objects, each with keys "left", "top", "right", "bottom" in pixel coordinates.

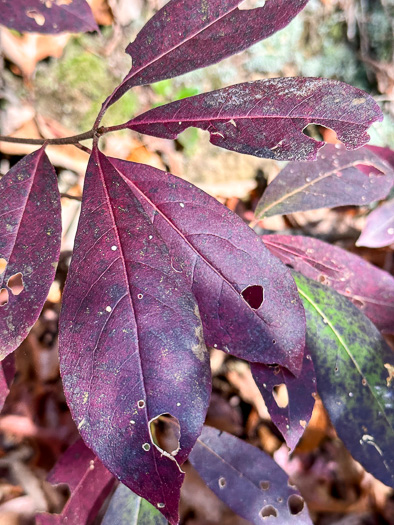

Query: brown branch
[
  {"left": 60, "top": 193, "right": 82, "bottom": 201},
  {"left": 0, "top": 129, "right": 95, "bottom": 146},
  {"left": 0, "top": 123, "right": 129, "bottom": 147}
]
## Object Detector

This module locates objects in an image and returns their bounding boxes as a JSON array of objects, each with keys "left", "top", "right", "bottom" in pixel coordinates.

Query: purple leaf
[
  {"left": 109, "top": 157, "right": 306, "bottom": 376},
  {"left": 0, "top": 354, "right": 15, "bottom": 412},
  {"left": 189, "top": 426, "right": 312, "bottom": 524},
  {"left": 0, "top": 148, "right": 62, "bottom": 359},
  {"left": 256, "top": 143, "right": 393, "bottom": 217},
  {"left": 366, "top": 145, "right": 394, "bottom": 168},
  {"left": 125, "top": 80, "right": 382, "bottom": 162},
  {"left": 59, "top": 149, "right": 211, "bottom": 525},
  {"left": 36, "top": 440, "right": 115, "bottom": 525},
  {"left": 1, "top": 0, "right": 98, "bottom": 34},
  {"left": 252, "top": 352, "right": 316, "bottom": 452},
  {"left": 263, "top": 234, "right": 394, "bottom": 334},
  {"left": 356, "top": 199, "right": 394, "bottom": 248},
  {"left": 106, "top": 0, "right": 309, "bottom": 106}
]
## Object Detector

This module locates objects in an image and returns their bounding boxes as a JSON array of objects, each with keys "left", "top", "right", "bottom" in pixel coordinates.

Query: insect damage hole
[
  {"left": 149, "top": 413, "right": 181, "bottom": 459},
  {"left": 218, "top": 477, "right": 226, "bottom": 489},
  {"left": 7, "top": 273, "right": 24, "bottom": 296},
  {"left": 26, "top": 9, "right": 45, "bottom": 26},
  {"left": 0, "top": 288, "right": 9, "bottom": 307},
  {"left": 288, "top": 494, "right": 304, "bottom": 515},
  {"left": 0, "top": 259, "right": 7, "bottom": 274},
  {"left": 272, "top": 384, "right": 289, "bottom": 408},
  {"left": 241, "top": 285, "right": 264, "bottom": 309},
  {"left": 260, "top": 505, "right": 277, "bottom": 519},
  {"left": 260, "top": 481, "right": 270, "bottom": 490}
]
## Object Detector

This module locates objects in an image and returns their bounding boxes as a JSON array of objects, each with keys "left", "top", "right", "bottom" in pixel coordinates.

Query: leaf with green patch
[
  {"left": 102, "top": 484, "right": 167, "bottom": 525},
  {"left": 294, "top": 272, "right": 394, "bottom": 486}
]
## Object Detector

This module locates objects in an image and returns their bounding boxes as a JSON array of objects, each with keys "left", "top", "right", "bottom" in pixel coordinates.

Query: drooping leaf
[
  {"left": 356, "top": 199, "right": 394, "bottom": 248},
  {"left": 125, "top": 80, "right": 382, "bottom": 162},
  {"left": 189, "top": 426, "right": 312, "bottom": 524},
  {"left": 252, "top": 352, "right": 316, "bottom": 451},
  {"left": 256, "top": 144, "right": 393, "bottom": 217},
  {"left": 59, "top": 149, "right": 211, "bottom": 525},
  {"left": 263, "top": 234, "right": 394, "bottom": 334},
  {"left": 1, "top": 0, "right": 98, "bottom": 34},
  {"left": 36, "top": 440, "right": 115, "bottom": 525},
  {"left": 108, "top": 157, "right": 305, "bottom": 376},
  {"left": 102, "top": 483, "right": 167, "bottom": 525},
  {"left": 106, "top": 0, "right": 309, "bottom": 106},
  {"left": 294, "top": 272, "right": 394, "bottom": 487},
  {"left": 0, "top": 148, "right": 61, "bottom": 359}
]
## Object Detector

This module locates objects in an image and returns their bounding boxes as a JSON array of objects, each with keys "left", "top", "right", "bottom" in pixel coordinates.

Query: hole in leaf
[
  {"left": 7, "top": 273, "right": 24, "bottom": 295},
  {"left": 149, "top": 413, "right": 181, "bottom": 457},
  {"left": 218, "top": 477, "right": 226, "bottom": 489},
  {"left": 26, "top": 9, "right": 45, "bottom": 25},
  {"left": 272, "top": 384, "right": 289, "bottom": 408},
  {"left": 239, "top": 0, "right": 266, "bottom": 9},
  {"left": 260, "top": 481, "right": 270, "bottom": 490},
  {"left": 0, "top": 288, "right": 9, "bottom": 307},
  {"left": 241, "top": 285, "right": 264, "bottom": 309},
  {"left": 0, "top": 258, "right": 7, "bottom": 274},
  {"left": 302, "top": 124, "right": 338, "bottom": 144},
  {"left": 260, "top": 505, "right": 277, "bottom": 518},
  {"left": 352, "top": 298, "right": 365, "bottom": 309},
  {"left": 288, "top": 494, "right": 304, "bottom": 515}
]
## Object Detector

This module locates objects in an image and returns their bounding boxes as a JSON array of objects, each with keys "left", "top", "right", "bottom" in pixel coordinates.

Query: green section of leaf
[
  {"left": 293, "top": 272, "right": 394, "bottom": 486},
  {"left": 102, "top": 484, "right": 167, "bottom": 525}
]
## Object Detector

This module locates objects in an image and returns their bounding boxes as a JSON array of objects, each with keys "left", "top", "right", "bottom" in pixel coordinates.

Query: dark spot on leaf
[
  {"left": 7, "top": 273, "right": 24, "bottom": 296},
  {"left": 218, "top": 477, "right": 226, "bottom": 488},
  {"left": 0, "top": 288, "right": 9, "bottom": 307},
  {"left": 260, "top": 505, "right": 277, "bottom": 518},
  {"left": 241, "top": 285, "right": 264, "bottom": 309},
  {"left": 288, "top": 494, "right": 304, "bottom": 515},
  {"left": 260, "top": 480, "right": 270, "bottom": 490}
]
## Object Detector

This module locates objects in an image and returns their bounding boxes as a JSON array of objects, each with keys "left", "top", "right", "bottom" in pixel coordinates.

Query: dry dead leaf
[
  {"left": 0, "top": 27, "right": 69, "bottom": 78},
  {"left": 86, "top": 0, "right": 114, "bottom": 26}
]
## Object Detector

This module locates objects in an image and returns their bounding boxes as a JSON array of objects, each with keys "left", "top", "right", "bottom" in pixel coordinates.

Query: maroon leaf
[
  {"left": 106, "top": 0, "right": 309, "bottom": 106},
  {"left": 125, "top": 80, "right": 382, "bottom": 162},
  {"left": 108, "top": 157, "right": 306, "bottom": 376},
  {"left": 36, "top": 440, "right": 115, "bottom": 525},
  {"left": 0, "top": 354, "right": 15, "bottom": 412},
  {"left": 256, "top": 144, "right": 393, "bottom": 217},
  {"left": 252, "top": 352, "right": 316, "bottom": 451},
  {"left": 59, "top": 149, "right": 211, "bottom": 525},
  {"left": 356, "top": 199, "right": 394, "bottom": 248},
  {"left": 189, "top": 426, "right": 312, "bottom": 524},
  {"left": 0, "top": 148, "right": 61, "bottom": 359},
  {"left": 366, "top": 145, "right": 394, "bottom": 168},
  {"left": 263, "top": 234, "right": 394, "bottom": 334},
  {"left": 1, "top": 0, "right": 98, "bottom": 34}
]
